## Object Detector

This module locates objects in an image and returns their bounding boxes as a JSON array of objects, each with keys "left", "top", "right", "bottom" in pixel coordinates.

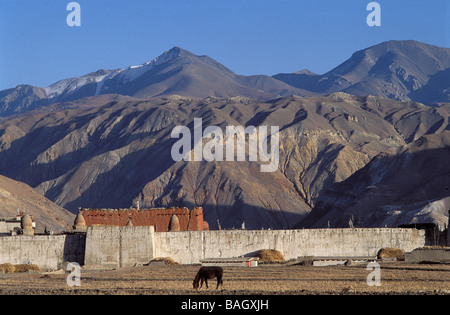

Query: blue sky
[{"left": 0, "top": 0, "right": 449, "bottom": 90}]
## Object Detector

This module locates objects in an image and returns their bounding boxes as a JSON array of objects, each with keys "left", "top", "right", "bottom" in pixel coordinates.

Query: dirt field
[{"left": 0, "top": 262, "right": 449, "bottom": 295}]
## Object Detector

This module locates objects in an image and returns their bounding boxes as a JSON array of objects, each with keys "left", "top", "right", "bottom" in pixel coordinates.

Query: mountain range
[
  {"left": 0, "top": 40, "right": 448, "bottom": 231},
  {"left": 274, "top": 40, "right": 450, "bottom": 105},
  {"left": 0, "top": 47, "right": 314, "bottom": 117},
  {"left": 1, "top": 40, "right": 449, "bottom": 119}
]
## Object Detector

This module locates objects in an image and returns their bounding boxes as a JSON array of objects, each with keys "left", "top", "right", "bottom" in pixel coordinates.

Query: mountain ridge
[
  {"left": 0, "top": 93, "right": 447, "bottom": 229},
  {"left": 1, "top": 40, "right": 449, "bottom": 118},
  {"left": 0, "top": 47, "right": 314, "bottom": 117},
  {"left": 273, "top": 40, "right": 450, "bottom": 104}
]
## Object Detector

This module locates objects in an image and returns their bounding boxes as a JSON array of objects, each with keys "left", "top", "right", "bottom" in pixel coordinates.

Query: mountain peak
[
  {"left": 130, "top": 46, "right": 195, "bottom": 71},
  {"left": 167, "top": 46, "right": 185, "bottom": 53},
  {"left": 273, "top": 39, "right": 450, "bottom": 104},
  {"left": 294, "top": 69, "right": 318, "bottom": 76},
  {"left": 161, "top": 46, "right": 194, "bottom": 59}
]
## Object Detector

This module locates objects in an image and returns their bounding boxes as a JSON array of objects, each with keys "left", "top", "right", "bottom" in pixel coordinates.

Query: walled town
[{"left": 0, "top": 207, "right": 450, "bottom": 295}]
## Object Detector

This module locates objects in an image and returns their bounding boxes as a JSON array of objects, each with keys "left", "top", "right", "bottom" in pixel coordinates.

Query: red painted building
[{"left": 79, "top": 207, "right": 209, "bottom": 232}]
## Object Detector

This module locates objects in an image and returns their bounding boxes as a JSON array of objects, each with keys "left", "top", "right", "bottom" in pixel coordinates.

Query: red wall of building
[{"left": 80, "top": 207, "right": 209, "bottom": 232}]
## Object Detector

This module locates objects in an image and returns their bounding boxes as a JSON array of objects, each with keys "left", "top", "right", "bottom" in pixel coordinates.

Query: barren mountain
[
  {"left": 0, "top": 47, "right": 314, "bottom": 117},
  {"left": 2, "top": 41, "right": 448, "bottom": 119},
  {"left": 0, "top": 92, "right": 446, "bottom": 229},
  {"left": 0, "top": 174, "right": 74, "bottom": 233},
  {"left": 0, "top": 41, "right": 448, "bottom": 230},
  {"left": 298, "top": 131, "right": 450, "bottom": 230},
  {"left": 274, "top": 40, "right": 450, "bottom": 104}
]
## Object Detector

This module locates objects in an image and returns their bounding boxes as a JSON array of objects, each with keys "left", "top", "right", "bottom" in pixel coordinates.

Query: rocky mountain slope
[
  {"left": 298, "top": 131, "right": 450, "bottom": 230},
  {"left": 0, "top": 174, "right": 74, "bottom": 233},
  {"left": 0, "top": 92, "right": 447, "bottom": 229},
  {"left": 274, "top": 40, "right": 450, "bottom": 104}
]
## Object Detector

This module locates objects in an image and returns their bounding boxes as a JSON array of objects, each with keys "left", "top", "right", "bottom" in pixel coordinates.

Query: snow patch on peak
[
  {"left": 104, "top": 47, "right": 184, "bottom": 87},
  {"left": 44, "top": 47, "right": 189, "bottom": 98},
  {"left": 44, "top": 72, "right": 110, "bottom": 98}
]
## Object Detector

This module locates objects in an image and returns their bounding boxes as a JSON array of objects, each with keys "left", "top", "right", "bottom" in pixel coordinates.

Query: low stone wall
[
  {"left": 154, "top": 228, "right": 426, "bottom": 264},
  {"left": 405, "top": 247, "right": 450, "bottom": 263}
]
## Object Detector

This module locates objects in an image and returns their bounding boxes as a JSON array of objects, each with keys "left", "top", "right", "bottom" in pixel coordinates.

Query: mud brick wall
[{"left": 80, "top": 206, "right": 208, "bottom": 232}]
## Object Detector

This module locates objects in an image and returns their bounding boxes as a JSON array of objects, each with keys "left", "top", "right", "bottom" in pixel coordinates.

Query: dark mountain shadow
[
  {"left": 408, "top": 68, "right": 450, "bottom": 105},
  {"left": 58, "top": 131, "right": 179, "bottom": 212}
]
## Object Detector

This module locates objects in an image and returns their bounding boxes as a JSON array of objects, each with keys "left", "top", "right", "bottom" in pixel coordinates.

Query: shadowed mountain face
[
  {"left": 0, "top": 93, "right": 447, "bottom": 229},
  {"left": 274, "top": 40, "right": 450, "bottom": 104}
]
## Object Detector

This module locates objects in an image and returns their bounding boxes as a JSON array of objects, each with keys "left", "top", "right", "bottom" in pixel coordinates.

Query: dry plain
[{"left": 0, "top": 262, "right": 449, "bottom": 295}]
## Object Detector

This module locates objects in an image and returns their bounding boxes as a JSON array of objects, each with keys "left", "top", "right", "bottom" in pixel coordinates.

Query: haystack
[
  {"left": 13, "top": 264, "right": 41, "bottom": 273},
  {"left": 146, "top": 257, "right": 179, "bottom": 265},
  {"left": 377, "top": 248, "right": 405, "bottom": 261},
  {"left": 253, "top": 249, "right": 285, "bottom": 262},
  {"left": 0, "top": 263, "right": 15, "bottom": 273}
]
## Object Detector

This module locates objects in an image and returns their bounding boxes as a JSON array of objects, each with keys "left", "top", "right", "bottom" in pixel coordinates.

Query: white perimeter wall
[
  {"left": 0, "top": 227, "right": 426, "bottom": 270},
  {"left": 84, "top": 226, "right": 155, "bottom": 269},
  {"left": 0, "top": 234, "right": 85, "bottom": 271},
  {"left": 154, "top": 228, "right": 426, "bottom": 264}
]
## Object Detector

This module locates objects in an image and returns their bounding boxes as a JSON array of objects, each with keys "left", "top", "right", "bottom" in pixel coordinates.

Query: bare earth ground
[{"left": 0, "top": 262, "right": 449, "bottom": 295}]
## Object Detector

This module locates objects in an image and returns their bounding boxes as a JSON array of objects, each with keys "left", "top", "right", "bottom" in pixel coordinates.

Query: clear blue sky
[{"left": 0, "top": 0, "right": 449, "bottom": 90}]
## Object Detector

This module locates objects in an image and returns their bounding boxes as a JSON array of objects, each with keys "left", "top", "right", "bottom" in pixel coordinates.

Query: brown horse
[{"left": 193, "top": 266, "right": 223, "bottom": 290}]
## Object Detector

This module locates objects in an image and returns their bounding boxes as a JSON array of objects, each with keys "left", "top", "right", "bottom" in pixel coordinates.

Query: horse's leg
[
  {"left": 200, "top": 277, "right": 204, "bottom": 289},
  {"left": 204, "top": 278, "right": 208, "bottom": 289},
  {"left": 216, "top": 277, "right": 220, "bottom": 290},
  {"left": 216, "top": 275, "right": 223, "bottom": 290}
]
